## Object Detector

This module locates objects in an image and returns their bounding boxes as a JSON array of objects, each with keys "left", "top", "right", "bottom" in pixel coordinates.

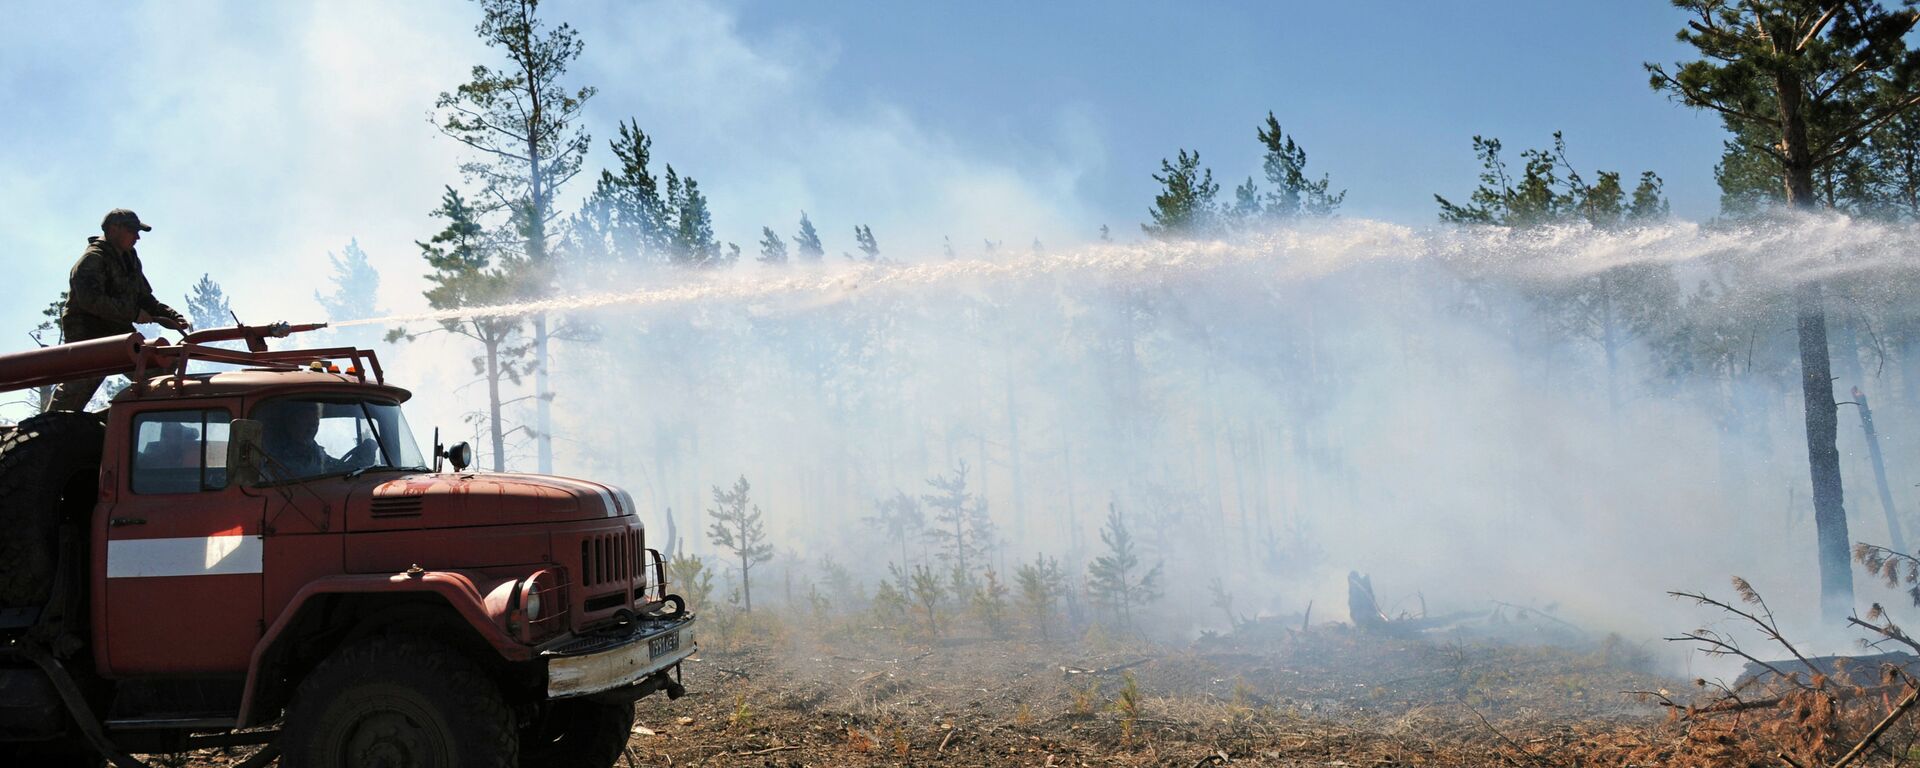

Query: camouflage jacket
[{"left": 61, "top": 236, "right": 179, "bottom": 338}]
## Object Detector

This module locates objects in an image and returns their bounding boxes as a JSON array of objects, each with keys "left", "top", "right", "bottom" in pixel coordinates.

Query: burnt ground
[
  {"left": 615, "top": 620, "right": 1686, "bottom": 767},
  {"left": 165, "top": 613, "right": 1726, "bottom": 767}
]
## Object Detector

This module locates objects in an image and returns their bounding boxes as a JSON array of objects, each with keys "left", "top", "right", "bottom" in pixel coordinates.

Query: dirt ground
[{"left": 170, "top": 614, "right": 1719, "bottom": 767}]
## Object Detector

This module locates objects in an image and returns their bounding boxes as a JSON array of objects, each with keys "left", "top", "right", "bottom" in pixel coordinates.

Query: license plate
[{"left": 648, "top": 631, "right": 679, "bottom": 658}]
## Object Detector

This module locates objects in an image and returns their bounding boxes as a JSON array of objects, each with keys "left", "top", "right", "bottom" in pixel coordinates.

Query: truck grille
[{"left": 579, "top": 528, "right": 643, "bottom": 589}]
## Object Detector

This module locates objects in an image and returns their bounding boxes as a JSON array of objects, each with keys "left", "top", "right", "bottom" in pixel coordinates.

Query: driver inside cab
[{"left": 257, "top": 400, "right": 375, "bottom": 481}]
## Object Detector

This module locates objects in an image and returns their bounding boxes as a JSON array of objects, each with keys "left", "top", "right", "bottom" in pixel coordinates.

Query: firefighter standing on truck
[{"left": 44, "top": 208, "right": 190, "bottom": 412}]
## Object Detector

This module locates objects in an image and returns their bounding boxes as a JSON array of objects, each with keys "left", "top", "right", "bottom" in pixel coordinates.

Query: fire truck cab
[{"left": 0, "top": 324, "right": 694, "bottom": 768}]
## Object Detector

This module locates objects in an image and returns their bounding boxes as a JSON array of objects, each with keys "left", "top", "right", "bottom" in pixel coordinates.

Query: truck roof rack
[{"left": 0, "top": 323, "right": 384, "bottom": 395}]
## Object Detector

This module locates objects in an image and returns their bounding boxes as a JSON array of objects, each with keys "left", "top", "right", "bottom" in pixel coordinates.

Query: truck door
[{"left": 102, "top": 407, "right": 265, "bottom": 674}]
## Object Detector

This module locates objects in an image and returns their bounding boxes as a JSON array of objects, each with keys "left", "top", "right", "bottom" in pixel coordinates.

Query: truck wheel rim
[{"left": 343, "top": 702, "right": 449, "bottom": 768}]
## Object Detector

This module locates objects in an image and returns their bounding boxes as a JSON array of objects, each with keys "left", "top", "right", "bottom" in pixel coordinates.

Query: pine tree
[
  {"left": 871, "top": 569, "right": 910, "bottom": 628},
  {"left": 1629, "top": 171, "right": 1670, "bottom": 220},
  {"left": 1141, "top": 149, "right": 1220, "bottom": 239},
  {"left": 1231, "top": 177, "right": 1262, "bottom": 223},
  {"left": 1649, "top": 0, "right": 1920, "bottom": 621},
  {"left": 922, "top": 461, "right": 994, "bottom": 592},
  {"left": 1437, "top": 133, "right": 1680, "bottom": 412},
  {"left": 388, "top": 187, "right": 528, "bottom": 472},
  {"left": 29, "top": 294, "right": 67, "bottom": 411},
  {"left": 435, "top": 0, "right": 596, "bottom": 474},
  {"left": 972, "top": 568, "right": 1010, "bottom": 637},
  {"left": 665, "top": 166, "right": 721, "bottom": 267},
  {"left": 1015, "top": 554, "right": 1066, "bottom": 640},
  {"left": 1256, "top": 112, "right": 1345, "bottom": 218},
  {"left": 1087, "top": 502, "right": 1163, "bottom": 629},
  {"left": 579, "top": 119, "right": 669, "bottom": 264},
  {"left": 314, "top": 239, "right": 385, "bottom": 350},
  {"left": 854, "top": 224, "right": 879, "bottom": 261},
  {"left": 706, "top": 475, "right": 774, "bottom": 612},
  {"left": 907, "top": 563, "right": 947, "bottom": 638},
  {"left": 314, "top": 239, "right": 382, "bottom": 323},
  {"left": 864, "top": 491, "right": 924, "bottom": 568},
  {"left": 184, "top": 274, "right": 232, "bottom": 331},
  {"left": 757, "top": 226, "right": 788, "bottom": 265},
  {"left": 667, "top": 552, "right": 715, "bottom": 611},
  {"left": 1434, "top": 135, "right": 1571, "bottom": 225},
  {"left": 793, "top": 211, "right": 825, "bottom": 262}
]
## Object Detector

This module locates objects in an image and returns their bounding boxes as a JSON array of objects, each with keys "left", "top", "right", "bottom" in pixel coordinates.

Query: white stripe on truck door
[{"left": 107, "top": 535, "right": 264, "bottom": 578}]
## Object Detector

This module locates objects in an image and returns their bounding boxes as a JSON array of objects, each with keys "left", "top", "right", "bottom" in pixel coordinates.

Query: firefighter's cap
[{"left": 101, "top": 209, "right": 152, "bottom": 232}]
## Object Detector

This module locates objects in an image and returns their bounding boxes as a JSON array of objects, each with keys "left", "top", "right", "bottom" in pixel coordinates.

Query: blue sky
[{"left": 0, "top": 1, "right": 1729, "bottom": 351}]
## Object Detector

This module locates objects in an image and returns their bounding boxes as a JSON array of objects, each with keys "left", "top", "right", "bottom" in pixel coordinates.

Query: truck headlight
[
  {"left": 517, "top": 568, "right": 564, "bottom": 640},
  {"left": 525, "top": 587, "right": 544, "bottom": 621}
]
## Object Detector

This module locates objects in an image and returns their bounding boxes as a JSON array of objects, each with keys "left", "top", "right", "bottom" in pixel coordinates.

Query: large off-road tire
[
  {"left": 0, "top": 412, "right": 104, "bottom": 608},
  {"left": 280, "top": 636, "right": 517, "bottom": 768},
  {"left": 518, "top": 699, "right": 634, "bottom": 768}
]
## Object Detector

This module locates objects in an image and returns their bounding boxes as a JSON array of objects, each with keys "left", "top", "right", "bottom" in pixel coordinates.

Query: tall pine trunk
[
  {"left": 1778, "top": 72, "right": 1853, "bottom": 623},
  {"left": 485, "top": 334, "right": 506, "bottom": 472}
]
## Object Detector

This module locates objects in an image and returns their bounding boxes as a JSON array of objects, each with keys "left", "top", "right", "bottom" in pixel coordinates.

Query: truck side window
[{"left": 131, "top": 410, "right": 233, "bottom": 494}]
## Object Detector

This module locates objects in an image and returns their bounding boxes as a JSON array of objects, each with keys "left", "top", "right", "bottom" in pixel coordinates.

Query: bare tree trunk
[
  {"left": 1798, "top": 280, "right": 1853, "bottom": 621},
  {"left": 1781, "top": 76, "right": 1853, "bottom": 622},
  {"left": 485, "top": 334, "right": 506, "bottom": 473},
  {"left": 741, "top": 553, "right": 753, "bottom": 613},
  {"left": 1852, "top": 387, "right": 1907, "bottom": 554},
  {"left": 535, "top": 317, "right": 552, "bottom": 473}
]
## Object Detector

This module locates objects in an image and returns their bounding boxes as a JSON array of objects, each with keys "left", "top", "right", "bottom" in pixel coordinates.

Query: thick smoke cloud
[{"left": 384, "top": 214, "right": 1920, "bottom": 663}]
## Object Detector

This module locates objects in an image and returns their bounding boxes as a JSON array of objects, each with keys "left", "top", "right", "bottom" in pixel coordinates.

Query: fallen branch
[
  {"left": 1831, "top": 684, "right": 1920, "bottom": 768},
  {"left": 1491, "top": 600, "right": 1581, "bottom": 632},
  {"left": 1681, "top": 682, "right": 1910, "bottom": 720},
  {"left": 1060, "top": 658, "right": 1154, "bottom": 678},
  {"left": 939, "top": 728, "right": 957, "bottom": 753},
  {"left": 742, "top": 745, "right": 801, "bottom": 756},
  {"left": 714, "top": 665, "right": 751, "bottom": 680},
  {"left": 1189, "top": 751, "right": 1229, "bottom": 768}
]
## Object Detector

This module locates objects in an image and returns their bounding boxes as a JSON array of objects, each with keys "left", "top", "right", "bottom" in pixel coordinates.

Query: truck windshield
[{"left": 254, "top": 397, "right": 428, "bottom": 483}]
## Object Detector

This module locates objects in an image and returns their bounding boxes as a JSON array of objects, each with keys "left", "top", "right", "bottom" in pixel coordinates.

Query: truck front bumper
[{"left": 542, "top": 616, "right": 696, "bottom": 699}]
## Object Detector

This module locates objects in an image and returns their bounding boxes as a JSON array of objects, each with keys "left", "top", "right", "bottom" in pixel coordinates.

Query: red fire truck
[{"left": 0, "top": 323, "right": 694, "bottom": 768}]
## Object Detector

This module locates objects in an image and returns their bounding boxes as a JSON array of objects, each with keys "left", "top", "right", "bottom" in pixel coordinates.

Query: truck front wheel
[
  {"left": 518, "top": 699, "right": 634, "bottom": 768},
  {"left": 281, "top": 636, "right": 516, "bottom": 768}
]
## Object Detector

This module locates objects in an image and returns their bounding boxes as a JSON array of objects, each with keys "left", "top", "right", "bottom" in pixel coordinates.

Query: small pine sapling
[
  {"left": 706, "top": 475, "right": 774, "bottom": 612},
  {"left": 667, "top": 552, "right": 714, "bottom": 611},
  {"left": 864, "top": 491, "right": 925, "bottom": 568},
  {"left": 872, "top": 565, "right": 911, "bottom": 630},
  {"left": 923, "top": 462, "right": 995, "bottom": 590},
  {"left": 1087, "top": 503, "right": 1164, "bottom": 630},
  {"left": 1112, "top": 671, "right": 1142, "bottom": 744},
  {"left": 1016, "top": 554, "right": 1066, "bottom": 640},
  {"left": 908, "top": 564, "right": 947, "bottom": 639},
  {"left": 819, "top": 553, "right": 864, "bottom": 608},
  {"left": 972, "top": 568, "right": 1010, "bottom": 637}
]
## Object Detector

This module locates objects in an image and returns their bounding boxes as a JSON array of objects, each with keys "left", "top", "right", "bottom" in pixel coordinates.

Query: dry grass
[{"left": 157, "top": 607, "right": 1861, "bottom": 767}]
